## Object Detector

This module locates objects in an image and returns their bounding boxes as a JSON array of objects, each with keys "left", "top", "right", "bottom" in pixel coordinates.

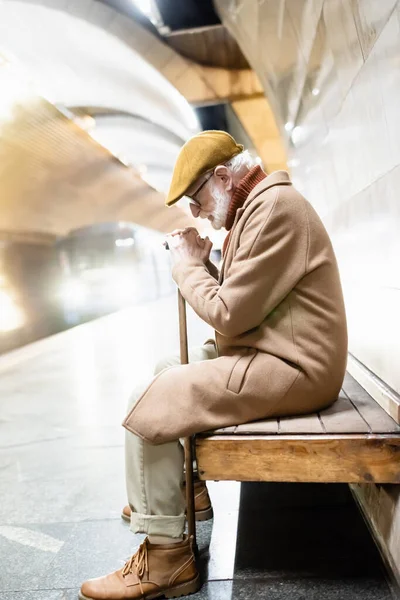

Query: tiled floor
[{"left": 0, "top": 295, "right": 393, "bottom": 599}]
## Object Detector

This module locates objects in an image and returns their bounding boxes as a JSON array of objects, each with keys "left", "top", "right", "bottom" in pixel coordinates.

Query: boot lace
[{"left": 122, "top": 538, "right": 149, "bottom": 594}]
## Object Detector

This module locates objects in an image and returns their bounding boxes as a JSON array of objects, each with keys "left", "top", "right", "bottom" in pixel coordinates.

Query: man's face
[{"left": 187, "top": 173, "right": 232, "bottom": 230}]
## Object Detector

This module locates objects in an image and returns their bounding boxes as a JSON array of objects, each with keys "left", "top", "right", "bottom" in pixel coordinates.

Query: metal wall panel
[{"left": 216, "top": 0, "right": 400, "bottom": 396}]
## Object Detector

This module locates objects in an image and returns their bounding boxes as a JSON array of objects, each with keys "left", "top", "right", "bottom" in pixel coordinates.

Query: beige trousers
[{"left": 125, "top": 343, "right": 217, "bottom": 538}]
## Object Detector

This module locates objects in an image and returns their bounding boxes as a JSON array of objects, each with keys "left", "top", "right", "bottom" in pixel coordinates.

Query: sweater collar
[{"left": 224, "top": 165, "right": 267, "bottom": 231}]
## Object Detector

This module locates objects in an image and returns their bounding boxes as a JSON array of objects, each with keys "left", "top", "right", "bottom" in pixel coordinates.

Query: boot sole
[
  {"left": 78, "top": 573, "right": 201, "bottom": 600},
  {"left": 121, "top": 507, "right": 213, "bottom": 524}
]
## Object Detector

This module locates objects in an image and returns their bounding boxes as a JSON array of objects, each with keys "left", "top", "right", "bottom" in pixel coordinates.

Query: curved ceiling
[
  {"left": 0, "top": 0, "right": 285, "bottom": 243},
  {"left": 0, "top": 1, "right": 198, "bottom": 134},
  {"left": 0, "top": 0, "right": 200, "bottom": 195},
  {"left": 0, "top": 0, "right": 228, "bottom": 240},
  {"left": 0, "top": 90, "right": 196, "bottom": 236}
]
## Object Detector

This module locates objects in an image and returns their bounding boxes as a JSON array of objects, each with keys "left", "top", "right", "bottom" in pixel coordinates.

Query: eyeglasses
[{"left": 186, "top": 172, "right": 213, "bottom": 206}]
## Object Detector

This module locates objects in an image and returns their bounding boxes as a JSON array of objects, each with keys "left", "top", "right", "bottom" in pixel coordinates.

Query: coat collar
[
  {"left": 218, "top": 171, "right": 292, "bottom": 283},
  {"left": 232, "top": 170, "right": 292, "bottom": 225},
  {"left": 247, "top": 170, "right": 292, "bottom": 202}
]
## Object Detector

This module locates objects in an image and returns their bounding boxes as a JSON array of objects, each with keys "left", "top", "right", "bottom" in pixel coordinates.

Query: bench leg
[{"left": 184, "top": 436, "right": 197, "bottom": 553}]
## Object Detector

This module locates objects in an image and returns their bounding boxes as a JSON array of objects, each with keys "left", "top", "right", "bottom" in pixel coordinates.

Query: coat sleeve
[
  {"left": 205, "top": 259, "right": 219, "bottom": 281},
  {"left": 172, "top": 190, "right": 309, "bottom": 338}
]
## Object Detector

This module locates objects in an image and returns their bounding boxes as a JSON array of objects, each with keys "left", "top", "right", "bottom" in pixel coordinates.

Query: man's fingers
[
  {"left": 168, "top": 227, "right": 199, "bottom": 237},
  {"left": 204, "top": 236, "right": 213, "bottom": 253},
  {"left": 165, "top": 232, "right": 186, "bottom": 248},
  {"left": 195, "top": 234, "right": 212, "bottom": 253},
  {"left": 168, "top": 229, "right": 185, "bottom": 237},
  {"left": 166, "top": 235, "right": 181, "bottom": 248}
]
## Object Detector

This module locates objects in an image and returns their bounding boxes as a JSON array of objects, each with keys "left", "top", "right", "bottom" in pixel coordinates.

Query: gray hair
[{"left": 224, "top": 150, "right": 259, "bottom": 173}]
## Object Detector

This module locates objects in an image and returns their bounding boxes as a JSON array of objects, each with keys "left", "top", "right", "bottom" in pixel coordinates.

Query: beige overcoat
[{"left": 123, "top": 171, "right": 348, "bottom": 444}]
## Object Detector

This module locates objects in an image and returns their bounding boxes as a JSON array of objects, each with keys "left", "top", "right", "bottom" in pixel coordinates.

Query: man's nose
[{"left": 189, "top": 203, "right": 201, "bottom": 218}]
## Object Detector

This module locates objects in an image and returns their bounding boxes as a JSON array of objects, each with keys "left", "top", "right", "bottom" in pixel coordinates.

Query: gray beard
[{"left": 210, "top": 189, "right": 231, "bottom": 230}]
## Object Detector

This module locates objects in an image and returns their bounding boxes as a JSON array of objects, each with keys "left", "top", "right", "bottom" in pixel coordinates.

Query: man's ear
[{"left": 214, "top": 165, "right": 234, "bottom": 191}]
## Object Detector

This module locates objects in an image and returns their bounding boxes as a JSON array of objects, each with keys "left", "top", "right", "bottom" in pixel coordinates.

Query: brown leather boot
[
  {"left": 79, "top": 535, "right": 200, "bottom": 600},
  {"left": 121, "top": 480, "right": 213, "bottom": 524}
]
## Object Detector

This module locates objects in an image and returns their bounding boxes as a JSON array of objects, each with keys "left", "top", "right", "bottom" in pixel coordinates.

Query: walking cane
[
  {"left": 165, "top": 238, "right": 197, "bottom": 551},
  {"left": 177, "top": 289, "right": 197, "bottom": 553}
]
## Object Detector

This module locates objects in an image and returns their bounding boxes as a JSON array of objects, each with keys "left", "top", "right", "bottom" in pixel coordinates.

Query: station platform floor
[{"left": 0, "top": 294, "right": 394, "bottom": 599}]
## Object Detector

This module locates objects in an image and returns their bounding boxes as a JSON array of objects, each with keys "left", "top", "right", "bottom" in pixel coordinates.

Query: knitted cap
[{"left": 166, "top": 130, "right": 244, "bottom": 206}]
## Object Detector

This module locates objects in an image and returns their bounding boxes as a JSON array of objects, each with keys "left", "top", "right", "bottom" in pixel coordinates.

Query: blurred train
[{"left": 55, "top": 222, "right": 141, "bottom": 325}]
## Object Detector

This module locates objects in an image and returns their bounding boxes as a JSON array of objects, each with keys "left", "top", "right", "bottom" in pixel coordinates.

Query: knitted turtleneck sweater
[{"left": 222, "top": 165, "right": 267, "bottom": 255}]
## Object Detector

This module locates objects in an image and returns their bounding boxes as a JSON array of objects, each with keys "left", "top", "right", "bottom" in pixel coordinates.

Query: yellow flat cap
[{"left": 166, "top": 130, "right": 244, "bottom": 206}]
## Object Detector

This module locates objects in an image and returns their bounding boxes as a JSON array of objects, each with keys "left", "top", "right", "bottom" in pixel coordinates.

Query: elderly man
[{"left": 79, "top": 131, "right": 347, "bottom": 600}]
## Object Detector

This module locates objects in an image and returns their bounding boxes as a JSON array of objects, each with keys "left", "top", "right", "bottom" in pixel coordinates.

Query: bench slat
[
  {"left": 319, "top": 392, "right": 370, "bottom": 433},
  {"left": 343, "top": 373, "right": 400, "bottom": 433},
  {"left": 199, "top": 374, "right": 399, "bottom": 439},
  {"left": 212, "top": 426, "right": 237, "bottom": 434},
  {"left": 279, "top": 413, "right": 325, "bottom": 434},
  {"left": 234, "top": 419, "right": 279, "bottom": 434}
]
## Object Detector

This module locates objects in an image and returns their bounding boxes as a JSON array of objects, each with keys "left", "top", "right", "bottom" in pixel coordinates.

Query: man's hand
[{"left": 165, "top": 227, "right": 213, "bottom": 267}]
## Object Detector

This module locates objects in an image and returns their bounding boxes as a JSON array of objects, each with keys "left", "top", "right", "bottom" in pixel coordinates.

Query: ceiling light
[
  {"left": 284, "top": 121, "right": 294, "bottom": 132},
  {"left": 115, "top": 238, "right": 135, "bottom": 247},
  {"left": 131, "top": 0, "right": 165, "bottom": 29},
  {"left": 132, "top": 0, "right": 154, "bottom": 17},
  {"left": 287, "top": 158, "right": 300, "bottom": 168},
  {"left": 291, "top": 126, "right": 304, "bottom": 146},
  {"left": 312, "top": 88, "right": 320, "bottom": 96},
  {"left": 74, "top": 115, "right": 96, "bottom": 131}
]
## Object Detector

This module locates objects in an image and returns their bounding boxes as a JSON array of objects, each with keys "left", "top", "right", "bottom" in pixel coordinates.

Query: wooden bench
[
  {"left": 176, "top": 293, "right": 399, "bottom": 547},
  {"left": 195, "top": 373, "right": 400, "bottom": 484}
]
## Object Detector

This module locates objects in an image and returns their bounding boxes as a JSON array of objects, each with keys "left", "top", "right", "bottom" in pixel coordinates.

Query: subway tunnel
[{"left": 0, "top": 1, "right": 399, "bottom": 599}]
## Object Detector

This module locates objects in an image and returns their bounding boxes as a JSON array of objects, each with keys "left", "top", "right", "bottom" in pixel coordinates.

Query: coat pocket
[{"left": 227, "top": 350, "right": 257, "bottom": 394}]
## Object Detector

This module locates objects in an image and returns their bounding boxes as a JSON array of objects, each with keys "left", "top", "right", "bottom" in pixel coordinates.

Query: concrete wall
[{"left": 215, "top": 0, "right": 400, "bottom": 580}]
